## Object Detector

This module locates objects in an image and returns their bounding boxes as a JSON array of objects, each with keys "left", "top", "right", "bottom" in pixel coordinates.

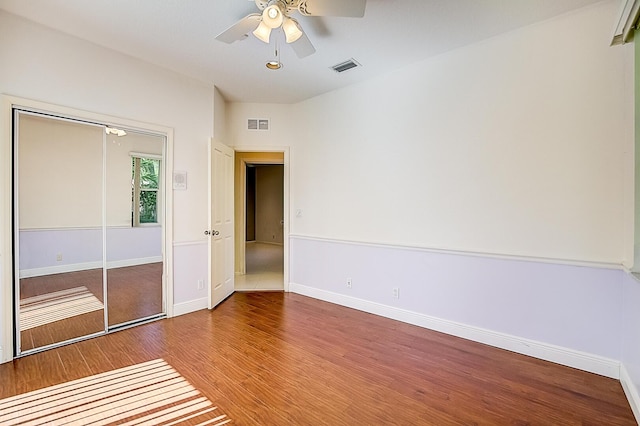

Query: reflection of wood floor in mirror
[
  {"left": 107, "top": 263, "right": 163, "bottom": 326},
  {"left": 19, "top": 263, "right": 163, "bottom": 352},
  {"left": 235, "top": 242, "right": 283, "bottom": 291}
]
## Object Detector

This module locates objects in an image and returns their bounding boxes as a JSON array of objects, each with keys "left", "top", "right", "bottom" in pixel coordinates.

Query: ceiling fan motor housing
[
  {"left": 218, "top": 0, "right": 365, "bottom": 58},
  {"left": 255, "top": 0, "right": 298, "bottom": 14}
]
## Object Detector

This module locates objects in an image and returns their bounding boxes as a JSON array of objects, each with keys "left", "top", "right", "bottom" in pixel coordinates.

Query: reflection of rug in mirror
[
  {"left": 0, "top": 359, "right": 230, "bottom": 426},
  {"left": 19, "top": 286, "right": 104, "bottom": 330}
]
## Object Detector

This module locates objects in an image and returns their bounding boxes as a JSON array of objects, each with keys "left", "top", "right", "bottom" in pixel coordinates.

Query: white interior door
[{"left": 208, "top": 139, "right": 234, "bottom": 309}]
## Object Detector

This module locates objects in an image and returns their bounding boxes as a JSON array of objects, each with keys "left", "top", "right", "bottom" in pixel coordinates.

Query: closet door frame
[{"left": 0, "top": 95, "right": 174, "bottom": 361}]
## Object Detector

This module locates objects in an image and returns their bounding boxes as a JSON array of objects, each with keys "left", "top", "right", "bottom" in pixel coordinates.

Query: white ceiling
[{"left": 0, "top": 0, "right": 607, "bottom": 104}]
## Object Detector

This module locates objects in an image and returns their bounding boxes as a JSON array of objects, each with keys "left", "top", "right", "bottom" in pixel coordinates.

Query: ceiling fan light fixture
[
  {"left": 282, "top": 17, "right": 303, "bottom": 43},
  {"left": 262, "top": 4, "right": 284, "bottom": 29},
  {"left": 105, "top": 127, "right": 127, "bottom": 137},
  {"left": 253, "top": 21, "right": 272, "bottom": 43}
]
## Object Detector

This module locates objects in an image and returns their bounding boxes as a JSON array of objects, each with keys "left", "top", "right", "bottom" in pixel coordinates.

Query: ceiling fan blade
[
  {"left": 298, "top": 0, "right": 366, "bottom": 17},
  {"left": 289, "top": 31, "right": 316, "bottom": 58},
  {"left": 215, "top": 13, "right": 262, "bottom": 43}
]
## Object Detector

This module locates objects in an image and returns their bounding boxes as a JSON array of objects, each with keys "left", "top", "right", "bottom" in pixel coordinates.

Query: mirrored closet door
[
  {"left": 105, "top": 131, "right": 165, "bottom": 328},
  {"left": 14, "top": 110, "right": 166, "bottom": 355}
]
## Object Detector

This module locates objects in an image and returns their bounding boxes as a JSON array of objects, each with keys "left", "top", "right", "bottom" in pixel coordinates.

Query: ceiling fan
[{"left": 215, "top": 0, "right": 366, "bottom": 59}]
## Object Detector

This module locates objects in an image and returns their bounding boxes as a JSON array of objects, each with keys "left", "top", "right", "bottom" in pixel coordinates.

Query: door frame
[
  {"left": 234, "top": 147, "right": 290, "bottom": 292},
  {"left": 0, "top": 95, "right": 175, "bottom": 362}
]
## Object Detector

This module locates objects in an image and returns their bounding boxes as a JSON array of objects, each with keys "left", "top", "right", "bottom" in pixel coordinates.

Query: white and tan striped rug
[
  {"left": 0, "top": 359, "right": 230, "bottom": 425},
  {"left": 19, "top": 286, "right": 104, "bottom": 330}
]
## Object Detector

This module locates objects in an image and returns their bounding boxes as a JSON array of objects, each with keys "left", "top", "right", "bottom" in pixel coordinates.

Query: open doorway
[{"left": 234, "top": 152, "right": 285, "bottom": 291}]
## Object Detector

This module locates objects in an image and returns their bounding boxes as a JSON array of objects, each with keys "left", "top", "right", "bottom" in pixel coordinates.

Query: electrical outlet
[
  {"left": 346, "top": 278, "right": 352, "bottom": 288},
  {"left": 197, "top": 279, "right": 204, "bottom": 290},
  {"left": 56, "top": 253, "right": 63, "bottom": 262},
  {"left": 393, "top": 287, "right": 400, "bottom": 299}
]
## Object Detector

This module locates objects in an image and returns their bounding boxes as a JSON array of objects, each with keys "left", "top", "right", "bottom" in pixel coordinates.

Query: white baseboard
[
  {"left": 173, "top": 298, "right": 208, "bottom": 317},
  {"left": 20, "top": 256, "right": 163, "bottom": 278},
  {"left": 290, "top": 282, "right": 621, "bottom": 379},
  {"left": 20, "top": 261, "right": 102, "bottom": 278},
  {"left": 621, "top": 364, "right": 640, "bottom": 424},
  {"left": 107, "top": 256, "right": 163, "bottom": 269}
]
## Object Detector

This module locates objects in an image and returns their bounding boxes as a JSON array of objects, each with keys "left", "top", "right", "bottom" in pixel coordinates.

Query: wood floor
[
  {"left": 1, "top": 292, "right": 635, "bottom": 425},
  {"left": 18, "top": 263, "right": 163, "bottom": 352}
]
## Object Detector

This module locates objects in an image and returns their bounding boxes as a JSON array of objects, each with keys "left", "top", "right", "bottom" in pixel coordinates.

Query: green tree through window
[{"left": 132, "top": 156, "right": 160, "bottom": 226}]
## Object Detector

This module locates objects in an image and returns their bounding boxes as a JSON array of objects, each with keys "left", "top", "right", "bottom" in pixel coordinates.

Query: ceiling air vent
[
  {"left": 248, "top": 118, "right": 269, "bottom": 131},
  {"left": 331, "top": 58, "right": 361, "bottom": 73}
]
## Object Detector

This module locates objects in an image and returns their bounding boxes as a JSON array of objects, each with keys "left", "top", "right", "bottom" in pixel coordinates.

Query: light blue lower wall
[
  {"left": 172, "top": 241, "right": 208, "bottom": 307},
  {"left": 290, "top": 236, "right": 624, "bottom": 375},
  {"left": 169, "top": 235, "right": 639, "bottom": 417},
  {"left": 19, "top": 227, "right": 162, "bottom": 276}
]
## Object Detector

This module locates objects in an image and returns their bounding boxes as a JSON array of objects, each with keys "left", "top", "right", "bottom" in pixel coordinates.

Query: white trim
[
  {"left": 172, "top": 297, "right": 208, "bottom": 317},
  {"left": 621, "top": 364, "right": 640, "bottom": 424},
  {"left": 173, "top": 240, "right": 208, "bottom": 247},
  {"left": 1, "top": 97, "right": 14, "bottom": 363},
  {"left": 612, "top": 0, "right": 640, "bottom": 44},
  {"left": 18, "top": 225, "right": 160, "bottom": 232},
  {"left": 163, "top": 127, "right": 174, "bottom": 320},
  {"left": 130, "top": 151, "right": 162, "bottom": 160},
  {"left": 20, "top": 262, "right": 102, "bottom": 279},
  {"left": 235, "top": 152, "right": 285, "bottom": 275},
  {"left": 289, "top": 234, "right": 623, "bottom": 271},
  {"left": 102, "top": 118, "right": 109, "bottom": 334},
  {"left": 20, "top": 226, "right": 101, "bottom": 232},
  {"left": 19, "top": 256, "right": 164, "bottom": 278},
  {"left": 234, "top": 146, "right": 290, "bottom": 292},
  {"left": 289, "top": 282, "right": 621, "bottom": 379},
  {"left": 107, "top": 256, "right": 163, "bottom": 269}
]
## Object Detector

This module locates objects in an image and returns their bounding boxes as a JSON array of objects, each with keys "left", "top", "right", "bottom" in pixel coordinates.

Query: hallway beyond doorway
[{"left": 235, "top": 242, "right": 283, "bottom": 291}]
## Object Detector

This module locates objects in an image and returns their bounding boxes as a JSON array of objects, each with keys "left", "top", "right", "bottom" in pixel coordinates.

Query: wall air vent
[
  {"left": 331, "top": 58, "right": 361, "bottom": 73},
  {"left": 248, "top": 118, "right": 269, "bottom": 131}
]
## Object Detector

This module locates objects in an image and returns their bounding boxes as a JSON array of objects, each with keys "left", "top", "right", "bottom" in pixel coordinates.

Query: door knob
[
  {"left": 204, "top": 230, "right": 211, "bottom": 235},
  {"left": 204, "top": 230, "right": 220, "bottom": 236}
]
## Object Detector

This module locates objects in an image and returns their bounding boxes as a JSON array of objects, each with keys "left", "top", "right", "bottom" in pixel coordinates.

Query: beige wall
[
  {"left": 18, "top": 113, "right": 164, "bottom": 230},
  {"left": 255, "top": 165, "right": 284, "bottom": 244},
  {"left": 18, "top": 114, "right": 103, "bottom": 229},
  {"left": 228, "top": 1, "right": 633, "bottom": 266}
]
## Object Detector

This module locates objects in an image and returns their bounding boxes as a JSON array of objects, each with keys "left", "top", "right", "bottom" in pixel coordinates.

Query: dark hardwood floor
[{"left": 1, "top": 292, "right": 636, "bottom": 425}]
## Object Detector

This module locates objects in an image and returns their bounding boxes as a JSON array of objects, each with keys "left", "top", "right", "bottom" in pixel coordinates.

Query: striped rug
[
  {"left": 19, "top": 286, "right": 104, "bottom": 330},
  {"left": 0, "top": 359, "right": 230, "bottom": 425}
]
